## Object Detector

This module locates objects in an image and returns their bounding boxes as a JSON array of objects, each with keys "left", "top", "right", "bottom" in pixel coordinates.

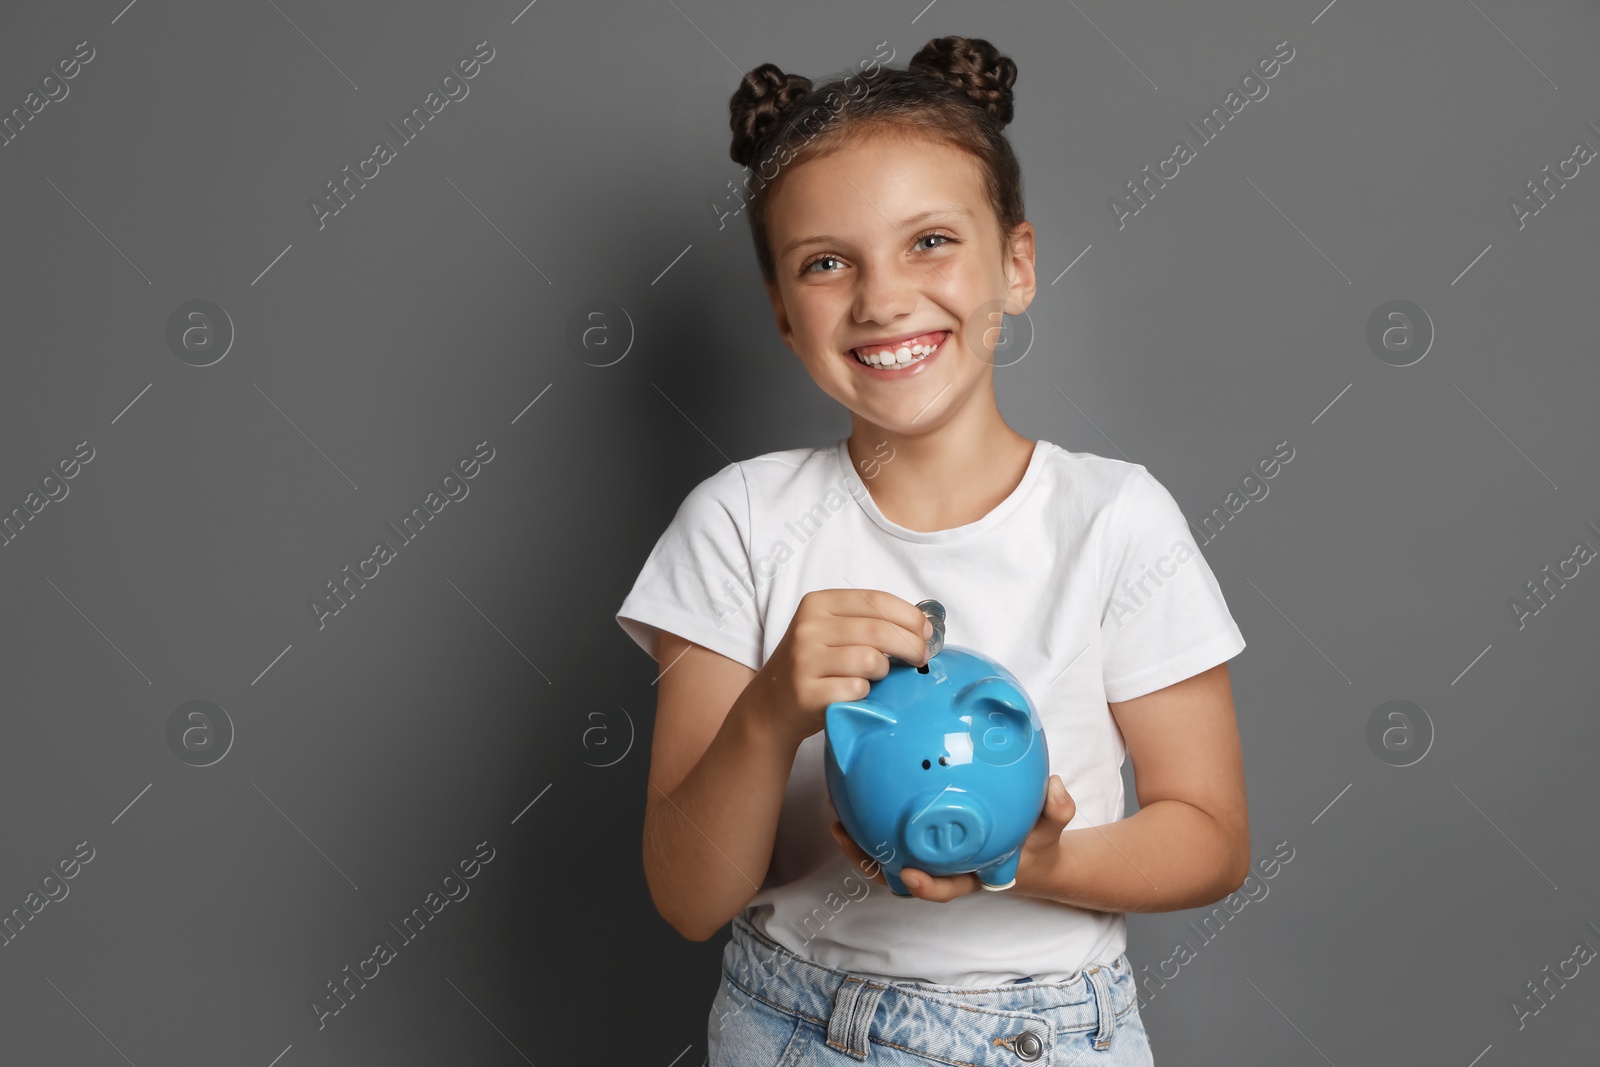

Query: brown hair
[{"left": 728, "top": 35, "right": 1024, "bottom": 288}]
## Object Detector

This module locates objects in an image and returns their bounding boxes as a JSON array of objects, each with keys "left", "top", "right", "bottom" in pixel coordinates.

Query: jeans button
[{"left": 1014, "top": 1030, "right": 1043, "bottom": 1061}]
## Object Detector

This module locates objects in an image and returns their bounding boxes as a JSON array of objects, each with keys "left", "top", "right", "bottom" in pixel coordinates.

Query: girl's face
[{"left": 761, "top": 129, "right": 1035, "bottom": 435}]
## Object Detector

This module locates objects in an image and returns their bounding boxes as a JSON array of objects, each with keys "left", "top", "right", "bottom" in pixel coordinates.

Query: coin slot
[{"left": 917, "top": 663, "right": 929, "bottom": 674}]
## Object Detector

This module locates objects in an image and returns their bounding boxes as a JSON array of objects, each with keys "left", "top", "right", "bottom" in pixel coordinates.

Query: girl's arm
[
  {"left": 641, "top": 589, "right": 931, "bottom": 938},
  {"left": 1018, "top": 661, "right": 1252, "bottom": 912},
  {"left": 641, "top": 629, "right": 798, "bottom": 941}
]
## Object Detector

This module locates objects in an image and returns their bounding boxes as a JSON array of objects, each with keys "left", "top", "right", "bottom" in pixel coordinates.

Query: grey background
[{"left": 1, "top": 0, "right": 1596, "bottom": 1064}]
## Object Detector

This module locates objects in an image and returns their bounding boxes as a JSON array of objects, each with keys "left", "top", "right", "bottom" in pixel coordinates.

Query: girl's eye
[
  {"left": 801, "top": 254, "right": 843, "bottom": 276},
  {"left": 915, "top": 231, "right": 954, "bottom": 253}
]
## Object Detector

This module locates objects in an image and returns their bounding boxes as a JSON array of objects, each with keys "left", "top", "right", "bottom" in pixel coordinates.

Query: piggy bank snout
[{"left": 903, "top": 794, "right": 990, "bottom": 866}]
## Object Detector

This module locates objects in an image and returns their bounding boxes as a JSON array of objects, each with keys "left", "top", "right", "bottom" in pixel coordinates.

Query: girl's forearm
[
  {"left": 1018, "top": 800, "right": 1247, "bottom": 913},
  {"left": 642, "top": 688, "right": 801, "bottom": 941}
]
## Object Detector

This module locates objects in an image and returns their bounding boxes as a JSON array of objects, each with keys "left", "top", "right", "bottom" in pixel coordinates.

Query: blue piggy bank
[{"left": 824, "top": 645, "right": 1050, "bottom": 896}]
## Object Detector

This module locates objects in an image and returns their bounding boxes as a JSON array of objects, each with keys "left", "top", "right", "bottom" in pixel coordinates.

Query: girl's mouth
[{"left": 848, "top": 330, "right": 950, "bottom": 377}]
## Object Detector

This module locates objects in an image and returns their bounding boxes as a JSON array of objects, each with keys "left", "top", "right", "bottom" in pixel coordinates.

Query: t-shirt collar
[{"left": 833, "top": 437, "right": 1049, "bottom": 545}]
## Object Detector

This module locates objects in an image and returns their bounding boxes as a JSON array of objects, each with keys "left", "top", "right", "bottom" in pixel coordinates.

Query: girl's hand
[
  {"left": 828, "top": 776, "right": 1077, "bottom": 903},
  {"left": 753, "top": 589, "right": 932, "bottom": 748}
]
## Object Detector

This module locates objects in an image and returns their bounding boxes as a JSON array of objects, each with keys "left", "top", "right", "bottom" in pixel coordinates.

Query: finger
[
  {"left": 830, "top": 820, "right": 887, "bottom": 885},
  {"left": 1038, "top": 775, "right": 1077, "bottom": 832},
  {"left": 831, "top": 591, "right": 932, "bottom": 661},
  {"left": 819, "top": 616, "right": 929, "bottom": 667},
  {"left": 831, "top": 588, "right": 931, "bottom": 634},
  {"left": 902, "top": 867, "right": 979, "bottom": 903},
  {"left": 812, "top": 642, "right": 899, "bottom": 684}
]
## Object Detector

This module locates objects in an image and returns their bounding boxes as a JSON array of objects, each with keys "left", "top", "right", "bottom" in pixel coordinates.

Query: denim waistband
[{"left": 718, "top": 913, "right": 1139, "bottom": 1063}]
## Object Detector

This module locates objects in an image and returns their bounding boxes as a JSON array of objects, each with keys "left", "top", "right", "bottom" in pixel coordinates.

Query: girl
[{"left": 617, "top": 35, "right": 1249, "bottom": 1066}]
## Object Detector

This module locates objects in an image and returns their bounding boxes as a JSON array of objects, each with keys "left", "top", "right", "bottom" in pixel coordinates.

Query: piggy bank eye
[
  {"left": 921, "top": 758, "right": 931, "bottom": 769},
  {"left": 937, "top": 756, "right": 947, "bottom": 766}
]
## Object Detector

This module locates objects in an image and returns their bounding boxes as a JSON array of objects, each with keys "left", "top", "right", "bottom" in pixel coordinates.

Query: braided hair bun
[
  {"left": 728, "top": 63, "right": 814, "bottom": 170},
  {"left": 907, "top": 36, "right": 1017, "bottom": 127}
]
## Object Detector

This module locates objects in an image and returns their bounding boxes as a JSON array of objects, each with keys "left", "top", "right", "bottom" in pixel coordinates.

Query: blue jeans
[{"left": 708, "top": 914, "right": 1154, "bottom": 1066}]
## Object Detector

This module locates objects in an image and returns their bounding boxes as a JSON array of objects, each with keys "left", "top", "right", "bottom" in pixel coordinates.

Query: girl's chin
[{"left": 844, "top": 377, "right": 961, "bottom": 425}]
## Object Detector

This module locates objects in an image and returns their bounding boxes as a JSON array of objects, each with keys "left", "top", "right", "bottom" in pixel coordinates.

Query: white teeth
[
  {"left": 856, "top": 348, "right": 927, "bottom": 367},
  {"left": 853, "top": 334, "right": 943, "bottom": 367}
]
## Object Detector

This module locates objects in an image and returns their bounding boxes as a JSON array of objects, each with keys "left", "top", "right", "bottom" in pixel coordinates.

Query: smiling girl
[{"left": 617, "top": 35, "right": 1249, "bottom": 1067}]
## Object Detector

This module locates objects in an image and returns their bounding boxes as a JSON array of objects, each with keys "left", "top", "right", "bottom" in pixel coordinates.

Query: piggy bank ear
[
  {"left": 825, "top": 701, "right": 896, "bottom": 775},
  {"left": 959, "top": 677, "right": 1034, "bottom": 767}
]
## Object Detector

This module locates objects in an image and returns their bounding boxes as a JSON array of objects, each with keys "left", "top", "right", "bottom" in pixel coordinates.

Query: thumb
[{"left": 1045, "top": 775, "right": 1077, "bottom": 826}]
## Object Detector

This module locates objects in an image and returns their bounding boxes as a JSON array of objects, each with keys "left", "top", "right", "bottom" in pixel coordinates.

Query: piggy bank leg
[
  {"left": 978, "top": 852, "right": 1021, "bottom": 891},
  {"left": 883, "top": 868, "right": 912, "bottom": 897}
]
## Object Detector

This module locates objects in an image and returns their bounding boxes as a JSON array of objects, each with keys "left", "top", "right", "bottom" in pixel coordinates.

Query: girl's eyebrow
[{"left": 780, "top": 206, "right": 972, "bottom": 258}]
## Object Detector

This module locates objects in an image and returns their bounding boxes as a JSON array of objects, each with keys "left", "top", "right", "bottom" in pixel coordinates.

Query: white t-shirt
[{"left": 616, "top": 436, "right": 1247, "bottom": 985}]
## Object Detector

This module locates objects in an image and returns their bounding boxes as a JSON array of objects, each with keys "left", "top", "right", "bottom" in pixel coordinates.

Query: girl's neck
[{"left": 845, "top": 415, "right": 1036, "bottom": 534}]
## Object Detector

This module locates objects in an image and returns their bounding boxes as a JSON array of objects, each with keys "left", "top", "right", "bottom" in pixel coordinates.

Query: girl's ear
[{"left": 1003, "top": 220, "right": 1038, "bottom": 317}]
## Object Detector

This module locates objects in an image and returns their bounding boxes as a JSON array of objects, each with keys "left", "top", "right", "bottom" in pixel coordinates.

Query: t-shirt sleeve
[
  {"left": 1098, "top": 464, "right": 1246, "bottom": 703},
  {"left": 615, "top": 462, "right": 764, "bottom": 671}
]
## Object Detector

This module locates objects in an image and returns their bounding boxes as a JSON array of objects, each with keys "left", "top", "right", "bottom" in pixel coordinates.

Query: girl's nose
[{"left": 852, "top": 266, "right": 919, "bottom": 325}]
